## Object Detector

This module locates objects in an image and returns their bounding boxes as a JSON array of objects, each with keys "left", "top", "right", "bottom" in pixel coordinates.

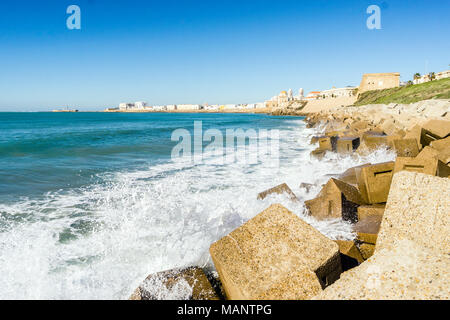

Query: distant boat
[{"left": 52, "top": 108, "right": 79, "bottom": 112}]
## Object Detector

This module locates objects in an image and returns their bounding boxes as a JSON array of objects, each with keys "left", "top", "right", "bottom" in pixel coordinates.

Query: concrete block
[
  {"left": 391, "top": 138, "right": 420, "bottom": 157},
  {"left": 305, "top": 178, "right": 366, "bottom": 222},
  {"left": 209, "top": 204, "right": 342, "bottom": 300},
  {"left": 393, "top": 157, "right": 438, "bottom": 176},
  {"left": 335, "top": 240, "right": 364, "bottom": 265},
  {"left": 430, "top": 136, "right": 450, "bottom": 152},
  {"left": 318, "top": 136, "right": 338, "bottom": 151},
  {"left": 362, "top": 132, "right": 389, "bottom": 150},
  {"left": 336, "top": 137, "right": 360, "bottom": 154},
  {"left": 355, "top": 162, "right": 395, "bottom": 204},
  {"left": 130, "top": 267, "right": 219, "bottom": 300},
  {"left": 310, "top": 136, "right": 320, "bottom": 144},
  {"left": 310, "top": 148, "right": 326, "bottom": 160},
  {"left": 257, "top": 183, "right": 297, "bottom": 201},
  {"left": 338, "top": 164, "right": 372, "bottom": 186},
  {"left": 420, "top": 120, "right": 450, "bottom": 147},
  {"left": 404, "top": 124, "right": 423, "bottom": 150},
  {"left": 358, "top": 243, "right": 376, "bottom": 260},
  {"left": 357, "top": 204, "right": 385, "bottom": 221},
  {"left": 314, "top": 239, "right": 450, "bottom": 300},
  {"left": 377, "top": 172, "right": 450, "bottom": 255},
  {"left": 354, "top": 215, "right": 382, "bottom": 245}
]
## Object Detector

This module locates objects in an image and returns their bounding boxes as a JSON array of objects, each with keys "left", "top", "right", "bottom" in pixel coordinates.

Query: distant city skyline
[{"left": 0, "top": 0, "right": 449, "bottom": 111}]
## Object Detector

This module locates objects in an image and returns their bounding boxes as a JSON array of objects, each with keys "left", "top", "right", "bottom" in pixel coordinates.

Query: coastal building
[
  {"left": 305, "top": 91, "right": 322, "bottom": 100},
  {"left": 413, "top": 74, "right": 431, "bottom": 85},
  {"left": 436, "top": 70, "right": 450, "bottom": 80},
  {"left": 119, "top": 103, "right": 135, "bottom": 110},
  {"left": 358, "top": 73, "right": 400, "bottom": 93},
  {"left": 320, "top": 87, "right": 357, "bottom": 99},
  {"left": 177, "top": 104, "right": 202, "bottom": 111},
  {"left": 134, "top": 101, "right": 147, "bottom": 109},
  {"left": 166, "top": 105, "right": 177, "bottom": 111}
]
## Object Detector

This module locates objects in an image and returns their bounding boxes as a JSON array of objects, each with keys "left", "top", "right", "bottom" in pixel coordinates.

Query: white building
[
  {"left": 177, "top": 104, "right": 202, "bottom": 110},
  {"left": 134, "top": 101, "right": 147, "bottom": 109},
  {"left": 166, "top": 105, "right": 177, "bottom": 111},
  {"left": 320, "top": 87, "right": 357, "bottom": 99},
  {"left": 119, "top": 103, "right": 135, "bottom": 110},
  {"left": 436, "top": 70, "right": 450, "bottom": 80}
]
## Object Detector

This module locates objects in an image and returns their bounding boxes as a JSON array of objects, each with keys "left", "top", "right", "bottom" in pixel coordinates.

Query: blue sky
[{"left": 0, "top": 0, "right": 449, "bottom": 111}]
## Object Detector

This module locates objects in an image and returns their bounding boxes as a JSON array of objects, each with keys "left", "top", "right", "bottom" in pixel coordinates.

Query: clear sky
[{"left": 0, "top": 0, "right": 449, "bottom": 111}]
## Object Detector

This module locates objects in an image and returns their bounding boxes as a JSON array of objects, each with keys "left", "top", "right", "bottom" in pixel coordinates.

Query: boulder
[
  {"left": 391, "top": 138, "right": 420, "bottom": 157},
  {"left": 129, "top": 267, "right": 219, "bottom": 300},
  {"left": 257, "top": 183, "right": 297, "bottom": 201},
  {"left": 376, "top": 171, "right": 450, "bottom": 255},
  {"left": 313, "top": 239, "right": 450, "bottom": 300},
  {"left": 336, "top": 137, "right": 360, "bottom": 154},
  {"left": 357, "top": 204, "right": 385, "bottom": 220},
  {"left": 355, "top": 162, "right": 395, "bottom": 204},
  {"left": 209, "top": 204, "right": 342, "bottom": 300},
  {"left": 305, "top": 178, "right": 366, "bottom": 222}
]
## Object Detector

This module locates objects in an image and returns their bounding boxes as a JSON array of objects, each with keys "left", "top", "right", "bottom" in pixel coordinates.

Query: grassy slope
[{"left": 355, "top": 78, "right": 450, "bottom": 106}]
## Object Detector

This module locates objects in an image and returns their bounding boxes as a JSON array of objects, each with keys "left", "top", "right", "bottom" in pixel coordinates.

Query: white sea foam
[{"left": 0, "top": 119, "right": 396, "bottom": 299}]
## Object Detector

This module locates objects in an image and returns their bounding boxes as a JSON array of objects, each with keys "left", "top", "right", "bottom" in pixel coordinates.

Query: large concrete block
[
  {"left": 310, "top": 148, "right": 326, "bottom": 160},
  {"left": 353, "top": 215, "right": 382, "bottom": 245},
  {"left": 336, "top": 137, "right": 360, "bottom": 154},
  {"left": 391, "top": 138, "right": 420, "bottom": 157},
  {"left": 314, "top": 239, "right": 450, "bottom": 300},
  {"left": 377, "top": 171, "right": 450, "bottom": 255},
  {"left": 358, "top": 243, "right": 376, "bottom": 260},
  {"left": 357, "top": 204, "right": 385, "bottom": 221},
  {"left": 430, "top": 136, "right": 450, "bottom": 152},
  {"left": 338, "top": 164, "right": 372, "bottom": 186},
  {"left": 305, "top": 178, "right": 366, "bottom": 222},
  {"left": 209, "top": 204, "right": 342, "bottom": 300},
  {"left": 318, "top": 136, "right": 338, "bottom": 151},
  {"left": 420, "top": 119, "right": 450, "bottom": 147},
  {"left": 257, "top": 183, "right": 297, "bottom": 201},
  {"left": 404, "top": 124, "right": 423, "bottom": 150},
  {"left": 335, "top": 240, "right": 364, "bottom": 265},
  {"left": 355, "top": 162, "right": 395, "bottom": 204},
  {"left": 130, "top": 267, "right": 219, "bottom": 300},
  {"left": 394, "top": 156, "right": 450, "bottom": 178},
  {"left": 362, "top": 132, "right": 388, "bottom": 150}
]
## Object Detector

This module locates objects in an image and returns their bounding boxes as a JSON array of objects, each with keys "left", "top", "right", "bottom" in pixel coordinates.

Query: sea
[{"left": 0, "top": 112, "right": 395, "bottom": 299}]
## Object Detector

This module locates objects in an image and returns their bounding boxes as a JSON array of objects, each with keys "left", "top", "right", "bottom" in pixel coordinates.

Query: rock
[
  {"left": 376, "top": 171, "right": 450, "bottom": 255},
  {"left": 357, "top": 204, "right": 385, "bottom": 220},
  {"left": 305, "top": 178, "right": 366, "bottom": 222},
  {"left": 318, "top": 136, "right": 338, "bottom": 151},
  {"left": 209, "top": 204, "right": 342, "bottom": 300},
  {"left": 257, "top": 183, "right": 297, "bottom": 201},
  {"left": 420, "top": 119, "right": 450, "bottom": 147},
  {"left": 355, "top": 162, "right": 395, "bottom": 204},
  {"left": 130, "top": 267, "right": 220, "bottom": 300},
  {"left": 336, "top": 137, "right": 360, "bottom": 154},
  {"left": 335, "top": 240, "right": 364, "bottom": 267},
  {"left": 313, "top": 239, "right": 450, "bottom": 300},
  {"left": 391, "top": 138, "right": 420, "bottom": 157},
  {"left": 358, "top": 243, "right": 376, "bottom": 260},
  {"left": 354, "top": 215, "right": 382, "bottom": 245}
]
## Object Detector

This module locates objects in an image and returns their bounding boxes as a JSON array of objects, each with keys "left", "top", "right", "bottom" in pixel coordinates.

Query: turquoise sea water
[{"left": 0, "top": 112, "right": 394, "bottom": 299}]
